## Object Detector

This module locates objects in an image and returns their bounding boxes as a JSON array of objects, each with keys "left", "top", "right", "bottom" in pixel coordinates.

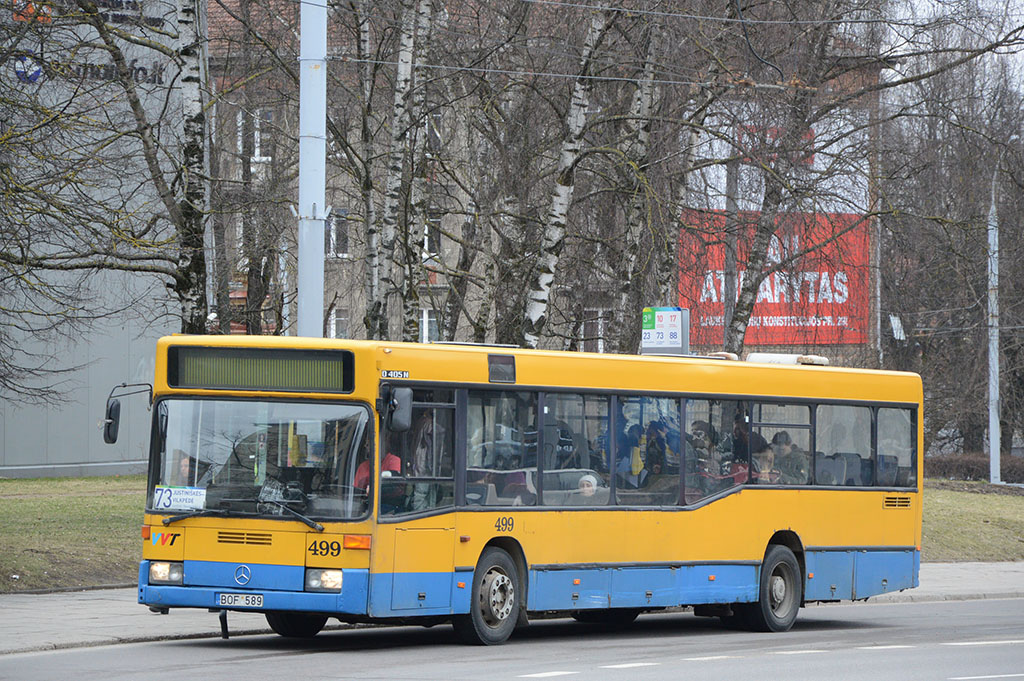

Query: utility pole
[
  {"left": 987, "top": 159, "right": 1000, "bottom": 483},
  {"left": 986, "top": 141, "right": 1014, "bottom": 484},
  {"left": 296, "top": 0, "right": 328, "bottom": 337}
]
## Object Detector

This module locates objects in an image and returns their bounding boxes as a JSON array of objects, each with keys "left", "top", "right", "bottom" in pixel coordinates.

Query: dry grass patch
[
  {"left": 0, "top": 476, "right": 145, "bottom": 592},
  {"left": 923, "top": 479, "right": 1024, "bottom": 561}
]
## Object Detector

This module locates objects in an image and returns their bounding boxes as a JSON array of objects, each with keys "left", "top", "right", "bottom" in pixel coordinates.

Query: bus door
[{"left": 380, "top": 387, "right": 457, "bottom": 613}]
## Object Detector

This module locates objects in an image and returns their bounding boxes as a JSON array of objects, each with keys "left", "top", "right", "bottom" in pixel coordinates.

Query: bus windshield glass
[{"left": 150, "top": 398, "right": 371, "bottom": 520}]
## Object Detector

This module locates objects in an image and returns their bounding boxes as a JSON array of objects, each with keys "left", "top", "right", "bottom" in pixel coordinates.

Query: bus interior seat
[
  {"left": 835, "top": 452, "right": 864, "bottom": 485},
  {"left": 877, "top": 455, "right": 898, "bottom": 486},
  {"left": 465, "top": 483, "right": 491, "bottom": 505},
  {"left": 814, "top": 453, "right": 832, "bottom": 485}
]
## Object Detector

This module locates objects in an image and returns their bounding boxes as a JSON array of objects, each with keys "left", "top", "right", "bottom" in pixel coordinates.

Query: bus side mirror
[
  {"left": 103, "top": 398, "right": 121, "bottom": 444},
  {"left": 389, "top": 388, "right": 413, "bottom": 432}
]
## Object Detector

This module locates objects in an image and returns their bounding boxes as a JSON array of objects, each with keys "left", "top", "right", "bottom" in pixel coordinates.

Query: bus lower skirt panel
[{"left": 804, "top": 549, "right": 918, "bottom": 601}]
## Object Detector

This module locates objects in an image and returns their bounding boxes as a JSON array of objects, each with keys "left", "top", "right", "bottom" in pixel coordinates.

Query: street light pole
[
  {"left": 296, "top": 0, "right": 328, "bottom": 337},
  {"left": 987, "top": 144, "right": 1010, "bottom": 484}
]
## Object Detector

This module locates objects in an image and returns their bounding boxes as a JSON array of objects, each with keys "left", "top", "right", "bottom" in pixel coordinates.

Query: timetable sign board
[{"left": 641, "top": 307, "right": 689, "bottom": 355}]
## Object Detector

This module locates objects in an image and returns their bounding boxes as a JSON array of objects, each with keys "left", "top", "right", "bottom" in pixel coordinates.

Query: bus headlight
[
  {"left": 305, "top": 568, "right": 342, "bottom": 592},
  {"left": 150, "top": 561, "right": 184, "bottom": 585}
]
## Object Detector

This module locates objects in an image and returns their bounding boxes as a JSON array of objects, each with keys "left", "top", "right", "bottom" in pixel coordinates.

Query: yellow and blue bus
[{"left": 106, "top": 335, "right": 922, "bottom": 644}]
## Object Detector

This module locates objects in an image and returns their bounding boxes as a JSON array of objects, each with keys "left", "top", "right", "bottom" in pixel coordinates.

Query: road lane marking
[
  {"left": 681, "top": 655, "right": 740, "bottom": 661},
  {"left": 943, "top": 640, "right": 1024, "bottom": 647},
  {"left": 600, "top": 663, "right": 660, "bottom": 669},
  {"left": 518, "top": 673, "right": 579, "bottom": 678},
  {"left": 771, "top": 650, "right": 826, "bottom": 655},
  {"left": 948, "top": 674, "right": 1024, "bottom": 680},
  {"left": 858, "top": 645, "right": 914, "bottom": 650}
]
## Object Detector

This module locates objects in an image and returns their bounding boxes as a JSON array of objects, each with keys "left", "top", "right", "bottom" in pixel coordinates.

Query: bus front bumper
[{"left": 138, "top": 561, "right": 370, "bottom": 615}]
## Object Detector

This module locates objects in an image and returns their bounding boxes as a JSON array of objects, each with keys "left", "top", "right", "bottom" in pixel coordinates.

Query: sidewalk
[{"left": 1, "top": 562, "right": 1023, "bottom": 655}]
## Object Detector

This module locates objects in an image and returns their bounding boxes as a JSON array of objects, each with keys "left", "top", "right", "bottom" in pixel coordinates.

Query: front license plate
[{"left": 218, "top": 592, "right": 263, "bottom": 608}]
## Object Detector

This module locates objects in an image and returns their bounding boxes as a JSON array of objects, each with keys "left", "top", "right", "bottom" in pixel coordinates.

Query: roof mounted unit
[{"left": 746, "top": 352, "right": 830, "bottom": 366}]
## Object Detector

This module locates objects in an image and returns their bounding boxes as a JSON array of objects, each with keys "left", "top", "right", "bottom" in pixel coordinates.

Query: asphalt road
[{"left": 1, "top": 599, "right": 1020, "bottom": 681}]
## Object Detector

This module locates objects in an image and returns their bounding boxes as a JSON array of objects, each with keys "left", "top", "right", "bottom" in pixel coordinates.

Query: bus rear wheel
[
  {"left": 265, "top": 611, "right": 328, "bottom": 638},
  {"left": 453, "top": 547, "right": 520, "bottom": 645},
  {"left": 742, "top": 545, "right": 801, "bottom": 632}
]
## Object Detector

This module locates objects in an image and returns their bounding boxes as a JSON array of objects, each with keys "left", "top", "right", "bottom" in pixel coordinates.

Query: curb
[{"left": 0, "top": 622, "right": 365, "bottom": 657}]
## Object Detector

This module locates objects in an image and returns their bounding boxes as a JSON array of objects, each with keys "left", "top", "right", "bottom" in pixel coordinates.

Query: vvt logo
[{"left": 151, "top": 532, "right": 180, "bottom": 546}]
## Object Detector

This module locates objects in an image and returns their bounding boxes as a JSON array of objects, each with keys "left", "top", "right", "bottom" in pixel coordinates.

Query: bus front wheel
[
  {"left": 453, "top": 547, "right": 520, "bottom": 645},
  {"left": 265, "top": 611, "right": 328, "bottom": 638},
  {"left": 742, "top": 545, "right": 801, "bottom": 632}
]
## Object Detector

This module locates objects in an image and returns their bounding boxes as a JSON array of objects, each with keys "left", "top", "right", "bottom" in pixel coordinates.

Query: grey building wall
[{"left": 0, "top": 275, "right": 176, "bottom": 479}]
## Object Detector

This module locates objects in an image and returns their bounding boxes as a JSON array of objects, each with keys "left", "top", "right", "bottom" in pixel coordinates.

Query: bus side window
[
  {"left": 877, "top": 408, "right": 915, "bottom": 487},
  {"left": 816, "top": 404, "right": 871, "bottom": 486},
  {"left": 467, "top": 389, "right": 538, "bottom": 506},
  {"left": 382, "top": 388, "right": 455, "bottom": 516},
  {"left": 684, "top": 399, "right": 744, "bottom": 503}
]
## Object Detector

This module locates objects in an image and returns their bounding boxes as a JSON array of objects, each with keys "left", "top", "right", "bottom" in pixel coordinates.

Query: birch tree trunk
[
  {"left": 607, "top": 26, "right": 658, "bottom": 354},
  {"left": 401, "top": 0, "right": 434, "bottom": 342},
  {"left": 521, "top": 8, "right": 613, "bottom": 348},
  {"left": 76, "top": 0, "right": 209, "bottom": 334},
  {"left": 175, "top": 0, "right": 210, "bottom": 334},
  {"left": 355, "top": 0, "right": 379, "bottom": 340},
  {"left": 369, "top": 0, "right": 418, "bottom": 340}
]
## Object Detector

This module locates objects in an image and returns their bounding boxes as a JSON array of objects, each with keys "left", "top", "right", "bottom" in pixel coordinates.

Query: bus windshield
[{"left": 150, "top": 398, "right": 371, "bottom": 520}]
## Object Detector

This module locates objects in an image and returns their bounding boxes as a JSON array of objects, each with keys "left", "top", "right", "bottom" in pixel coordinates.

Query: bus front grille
[{"left": 218, "top": 531, "right": 273, "bottom": 545}]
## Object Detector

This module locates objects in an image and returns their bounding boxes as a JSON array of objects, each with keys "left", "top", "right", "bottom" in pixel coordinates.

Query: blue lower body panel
[
  {"left": 804, "top": 549, "right": 919, "bottom": 601},
  {"left": 138, "top": 560, "right": 369, "bottom": 615},
  {"left": 528, "top": 563, "right": 759, "bottom": 611},
  {"left": 140, "top": 549, "right": 920, "bottom": 618}
]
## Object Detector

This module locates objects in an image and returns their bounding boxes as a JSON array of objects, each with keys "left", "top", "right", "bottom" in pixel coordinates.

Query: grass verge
[
  {"left": 0, "top": 476, "right": 145, "bottom": 592},
  {"left": 922, "top": 479, "right": 1024, "bottom": 561},
  {"left": 0, "top": 476, "right": 1021, "bottom": 592}
]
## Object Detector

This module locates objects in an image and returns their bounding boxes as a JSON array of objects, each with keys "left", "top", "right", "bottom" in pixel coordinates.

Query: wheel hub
[
  {"left": 770, "top": 573, "right": 787, "bottom": 610},
  {"left": 481, "top": 569, "right": 515, "bottom": 625}
]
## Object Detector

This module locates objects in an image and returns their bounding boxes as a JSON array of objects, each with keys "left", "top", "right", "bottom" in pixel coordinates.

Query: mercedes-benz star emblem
[{"left": 234, "top": 565, "right": 252, "bottom": 586}]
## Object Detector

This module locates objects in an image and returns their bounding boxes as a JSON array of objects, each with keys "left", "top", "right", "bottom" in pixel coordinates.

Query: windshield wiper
[
  {"left": 161, "top": 509, "right": 227, "bottom": 525},
  {"left": 266, "top": 500, "right": 324, "bottom": 532}
]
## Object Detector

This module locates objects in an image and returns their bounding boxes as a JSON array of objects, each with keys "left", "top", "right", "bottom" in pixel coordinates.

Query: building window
[
  {"left": 420, "top": 309, "right": 438, "bottom": 343},
  {"left": 236, "top": 108, "right": 274, "bottom": 163},
  {"left": 424, "top": 211, "right": 442, "bottom": 259},
  {"left": 329, "top": 308, "right": 350, "bottom": 339},
  {"left": 582, "top": 309, "right": 610, "bottom": 353},
  {"left": 326, "top": 210, "right": 349, "bottom": 258}
]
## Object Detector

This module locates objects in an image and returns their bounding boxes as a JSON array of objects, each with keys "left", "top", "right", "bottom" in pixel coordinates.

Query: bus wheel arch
[
  {"left": 767, "top": 529, "right": 805, "bottom": 594},
  {"left": 744, "top": 542, "right": 803, "bottom": 632},
  {"left": 453, "top": 542, "right": 524, "bottom": 645}
]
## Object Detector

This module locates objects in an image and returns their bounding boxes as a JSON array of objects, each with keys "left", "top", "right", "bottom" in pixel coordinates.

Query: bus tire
[
  {"left": 746, "top": 545, "right": 801, "bottom": 632},
  {"left": 265, "top": 611, "right": 328, "bottom": 638},
  {"left": 571, "top": 608, "right": 641, "bottom": 626},
  {"left": 452, "top": 547, "right": 520, "bottom": 645}
]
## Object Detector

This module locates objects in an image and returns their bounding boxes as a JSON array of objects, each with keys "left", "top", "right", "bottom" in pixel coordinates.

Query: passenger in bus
[
  {"left": 751, "top": 440, "right": 781, "bottom": 483},
  {"left": 731, "top": 412, "right": 767, "bottom": 463},
  {"left": 172, "top": 450, "right": 194, "bottom": 485},
  {"left": 578, "top": 474, "right": 598, "bottom": 497},
  {"left": 645, "top": 420, "right": 669, "bottom": 475},
  {"left": 354, "top": 451, "right": 401, "bottom": 491},
  {"left": 772, "top": 431, "right": 809, "bottom": 484},
  {"left": 616, "top": 424, "right": 647, "bottom": 488},
  {"left": 554, "top": 421, "right": 579, "bottom": 469}
]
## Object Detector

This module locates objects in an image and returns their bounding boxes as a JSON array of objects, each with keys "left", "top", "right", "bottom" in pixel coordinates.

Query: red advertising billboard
[{"left": 678, "top": 211, "right": 870, "bottom": 346}]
